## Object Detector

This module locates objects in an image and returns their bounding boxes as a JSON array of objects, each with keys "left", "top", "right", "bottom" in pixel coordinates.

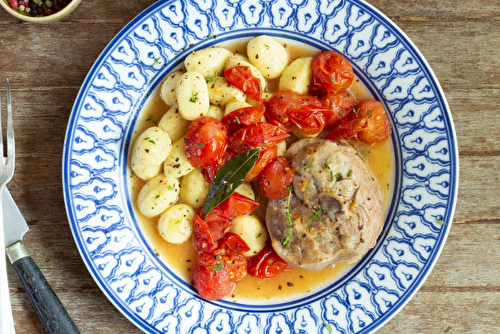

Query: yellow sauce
[{"left": 128, "top": 38, "right": 395, "bottom": 302}]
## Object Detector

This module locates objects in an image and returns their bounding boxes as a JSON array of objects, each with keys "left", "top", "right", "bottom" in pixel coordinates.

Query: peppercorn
[{"left": 9, "top": 0, "right": 73, "bottom": 17}]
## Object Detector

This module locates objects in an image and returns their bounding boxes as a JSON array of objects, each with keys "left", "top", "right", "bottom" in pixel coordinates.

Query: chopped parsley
[
  {"left": 335, "top": 172, "right": 342, "bottom": 180},
  {"left": 143, "top": 137, "right": 156, "bottom": 145},
  {"left": 324, "top": 163, "right": 335, "bottom": 182},
  {"left": 197, "top": 143, "right": 205, "bottom": 147},
  {"left": 282, "top": 187, "right": 296, "bottom": 246},
  {"left": 189, "top": 91, "right": 199, "bottom": 103},
  {"left": 208, "top": 264, "right": 224, "bottom": 275},
  {"left": 155, "top": 195, "right": 160, "bottom": 199},
  {"left": 436, "top": 219, "right": 447, "bottom": 225},
  {"left": 174, "top": 220, "right": 181, "bottom": 224},
  {"left": 324, "top": 322, "right": 333, "bottom": 332},
  {"left": 167, "top": 186, "right": 174, "bottom": 190},
  {"left": 257, "top": 233, "right": 262, "bottom": 238},
  {"left": 329, "top": 76, "right": 336, "bottom": 83},
  {"left": 347, "top": 169, "right": 353, "bottom": 177},
  {"left": 235, "top": 116, "right": 241, "bottom": 124},
  {"left": 205, "top": 74, "right": 218, "bottom": 83},
  {"left": 151, "top": 56, "right": 162, "bottom": 68},
  {"left": 145, "top": 115, "right": 153, "bottom": 121},
  {"left": 304, "top": 163, "right": 311, "bottom": 170},
  {"left": 264, "top": 44, "right": 270, "bottom": 49}
]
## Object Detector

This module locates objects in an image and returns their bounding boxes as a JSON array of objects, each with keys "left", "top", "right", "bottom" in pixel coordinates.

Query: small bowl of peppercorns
[{"left": 1, "top": 0, "right": 81, "bottom": 22}]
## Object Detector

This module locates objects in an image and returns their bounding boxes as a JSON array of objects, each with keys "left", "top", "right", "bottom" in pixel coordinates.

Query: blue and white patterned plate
[{"left": 63, "top": 0, "right": 458, "bottom": 332}]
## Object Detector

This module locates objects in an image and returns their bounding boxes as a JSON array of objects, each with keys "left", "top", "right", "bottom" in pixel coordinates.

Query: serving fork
[{"left": 0, "top": 79, "right": 15, "bottom": 334}]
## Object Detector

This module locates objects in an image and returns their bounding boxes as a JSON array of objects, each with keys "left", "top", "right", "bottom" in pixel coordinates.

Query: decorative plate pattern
[{"left": 63, "top": 0, "right": 458, "bottom": 333}]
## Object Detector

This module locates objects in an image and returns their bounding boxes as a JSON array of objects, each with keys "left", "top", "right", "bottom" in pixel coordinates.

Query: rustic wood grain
[{"left": 1, "top": 0, "right": 499, "bottom": 333}]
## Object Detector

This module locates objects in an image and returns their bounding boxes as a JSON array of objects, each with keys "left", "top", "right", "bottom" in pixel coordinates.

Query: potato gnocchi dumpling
[
  {"left": 184, "top": 47, "right": 233, "bottom": 77},
  {"left": 163, "top": 136, "right": 195, "bottom": 177},
  {"left": 247, "top": 35, "right": 289, "bottom": 79},
  {"left": 131, "top": 127, "right": 172, "bottom": 167},
  {"left": 230, "top": 214, "right": 268, "bottom": 257},
  {"left": 234, "top": 182, "right": 255, "bottom": 201},
  {"left": 130, "top": 159, "right": 162, "bottom": 181},
  {"left": 176, "top": 71, "right": 210, "bottom": 120},
  {"left": 206, "top": 76, "right": 246, "bottom": 107},
  {"left": 180, "top": 168, "right": 210, "bottom": 210},
  {"left": 278, "top": 57, "right": 313, "bottom": 94},
  {"left": 137, "top": 174, "right": 180, "bottom": 217},
  {"left": 158, "top": 204, "right": 196, "bottom": 244},
  {"left": 158, "top": 105, "right": 190, "bottom": 142},
  {"left": 206, "top": 105, "right": 224, "bottom": 121},
  {"left": 160, "top": 70, "right": 183, "bottom": 107}
]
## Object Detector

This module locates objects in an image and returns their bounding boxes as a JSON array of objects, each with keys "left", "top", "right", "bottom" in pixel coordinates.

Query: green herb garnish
[
  {"left": 197, "top": 143, "right": 205, "bottom": 147},
  {"left": 436, "top": 219, "right": 447, "bottom": 225},
  {"left": 174, "top": 220, "right": 181, "bottom": 224},
  {"left": 347, "top": 169, "right": 352, "bottom": 177},
  {"left": 304, "top": 163, "right": 311, "bottom": 170},
  {"left": 353, "top": 107, "right": 360, "bottom": 116},
  {"left": 203, "top": 149, "right": 261, "bottom": 219},
  {"left": 151, "top": 57, "right": 162, "bottom": 68},
  {"left": 329, "top": 76, "right": 336, "bottom": 83},
  {"left": 324, "top": 321, "right": 333, "bottom": 332},
  {"left": 208, "top": 264, "right": 224, "bottom": 275},
  {"left": 257, "top": 233, "right": 262, "bottom": 238},
  {"left": 335, "top": 172, "right": 342, "bottom": 180},
  {"left": 264, "top": 44, "right": 270, "bottom": 49},
  {"left": 189, "top": 91, "right": 198, "bottom": 103},
  {"left": 155, "top": 195, "right": 160, "bottom": 199},
  {"left": 145, "top": 115, "right": 153, "bottom": 121},
  {"left": 282, "top": 187, "right": 296, "bottom": 245},
  {"left": 324, "top": 163, "right": 334, "bottom": 182},
  {"left": 205, "top": 74, "right": 219, "bottom": 83},
  {"left": 167, "top": 186, "right": 174, "bottom": 190},
  {"left": 311, "top": 207, "right": 325, "bottom": 222}
]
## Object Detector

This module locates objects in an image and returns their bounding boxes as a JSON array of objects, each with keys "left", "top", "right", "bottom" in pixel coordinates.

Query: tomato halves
[
  {"left": 325, "top": 99, "right": 391, "bottom": 143},
  {"left": 222, "top": 106, "right": 266, "bottom": 133},
  {"left": 310, "top": 51, "right": 353, "bottom": 96},
  {"left": 224, "top": 66, "right": 263, "bottom": 101},
  {"left": 321, "top": 90, "right": 355, "bottom": 129},
  {"left": 248, "top": 243, "right": 293, "bottom": 279},
  {"left": 184, "top": 116, "right": 230, "bottom": 168},
  {"left": 229, "top": 122, "right": 289, "bottom": 153},
  {"left": 267, "top": 90, "right": 323, "bottom": 126},
  {"left": 259, "top": 156, "right": 295, "bottom": 200}
]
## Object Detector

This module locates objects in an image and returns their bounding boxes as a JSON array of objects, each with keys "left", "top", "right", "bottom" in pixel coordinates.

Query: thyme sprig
[{"left": 282, "top": 186, "right": 296, "bottom": 246}]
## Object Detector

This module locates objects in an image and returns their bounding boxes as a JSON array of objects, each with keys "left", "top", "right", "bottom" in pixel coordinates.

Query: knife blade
[{"left": 3, "top": 188, "right": 80, "bottom": 334}]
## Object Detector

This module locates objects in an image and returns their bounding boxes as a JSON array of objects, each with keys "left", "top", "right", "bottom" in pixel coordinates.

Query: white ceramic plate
[{"left": 63, "top": 0, "right": 458, "bottom": 332}]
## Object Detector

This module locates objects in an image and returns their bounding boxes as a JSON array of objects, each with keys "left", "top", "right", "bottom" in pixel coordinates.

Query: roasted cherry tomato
[
  {"left": 191, "top": 252, "right": 235, "bottom": 300},
  {"left": 204, "top": 192, "right": 259, "bottom": 224},
  {"left": 267, "top": 90, "right": 323, "bottom": 126},
  {"left": 192, "top": 215, "right": 216, "bottom": 253},
  {"left": 310, "top": 51, "right": 353, "bottom": 96},
  {"left": 229, "top": 122, "right": 289, "bottom": 154},
  {"left": 356, "top": 100, "right": 391, "bottom": 143},
  {"left": 325, "top": 99, "right": 391, "bottom": 143},
  {"left": 203, "top": 149, "right": 235, "bottom": 183},
  {"left": 219, "top": 232, "right": 251, "bottom": 254},
  {"left": 224, "top": 66, "right": 263, "bottom": 101},
  {"left": 247, "top": 243, "right": 293, "bottom": 279},
  {"left": 246, "top": 145, "right": 278, "bottom": 181},
  {"left": 222, "top": 106, "right": 266, "bottom": 133},
  {"left": 288, "top": 105, "right": 329, "bottom": 135},
  {"left": 259, "top": 156, "right": 295, "bottom": 199},
  {"left": 184, "top": 116, "right": 230, "bottom": 168},
  {"left": 321, "top": 90, "right": 355, "bottom": 129}
]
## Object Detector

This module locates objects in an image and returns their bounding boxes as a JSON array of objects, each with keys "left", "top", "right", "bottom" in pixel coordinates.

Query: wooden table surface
[{"left": 0, "top": 0, "right": 498, "bottom": 333}]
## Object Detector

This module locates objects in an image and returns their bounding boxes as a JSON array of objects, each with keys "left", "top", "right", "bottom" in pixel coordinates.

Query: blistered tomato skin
[
  {"left": 191, "top": 252, "right": 235, "bottom": 300},
  {"left": 321, "top": 90, "right": 355, "bottom": 129},
  {"left": 310, "top": 51, "right": 354, "bottom": 96},
  {"left": 267, "top": 90, "right": 323, "bottom": 126},
  {"left": 224, "top": 66, "right": 263, "bottom": 101},
  {"left": 259, "top": 156, "right": 295, "bottom": 200},
  {"left": 229, "top": 122, "right": 289, "bottom": 153},
  {"left": 184, "top": 116, "right": 230, "bottom": 168}
]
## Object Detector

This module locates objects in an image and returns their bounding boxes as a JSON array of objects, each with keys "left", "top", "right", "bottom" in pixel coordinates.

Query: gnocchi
[
  {"left": 185, "top": 47, "right": 233, "bottom": 77},
  {"left": 160, "top": 70, "right": 183, "bottom": 107},
  {"left": 158, "top": 204, "right": 196, "bottom": 244},
  {"left": 131, "top": 127, "right": 172, "bottom": 167},
  {"left": 206, "top": 76, "right": 246, "bottom": 107},
  {"left": 163, "top": 136, "right": 195, "bottom": 177},
  {"left": 137, "top": 174, "right": 180, "bottom": 217},
  {"left": 176, "top": 71, "right": 210, "bottom": 120},
  {"left": 278, "top": 57, "right": 313, "bottom": 94},
  {"left": 247, "top": 35, "right": 289, "bottom": 79},
  {"left": 180, "top": 168, "right": 210, "bottom": 210},
  {"left": 158, "top": 105, "right": 190, "bottom": 142},
  {"left": 230, "top": 214, "right": 268, "bottom": 257}
]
